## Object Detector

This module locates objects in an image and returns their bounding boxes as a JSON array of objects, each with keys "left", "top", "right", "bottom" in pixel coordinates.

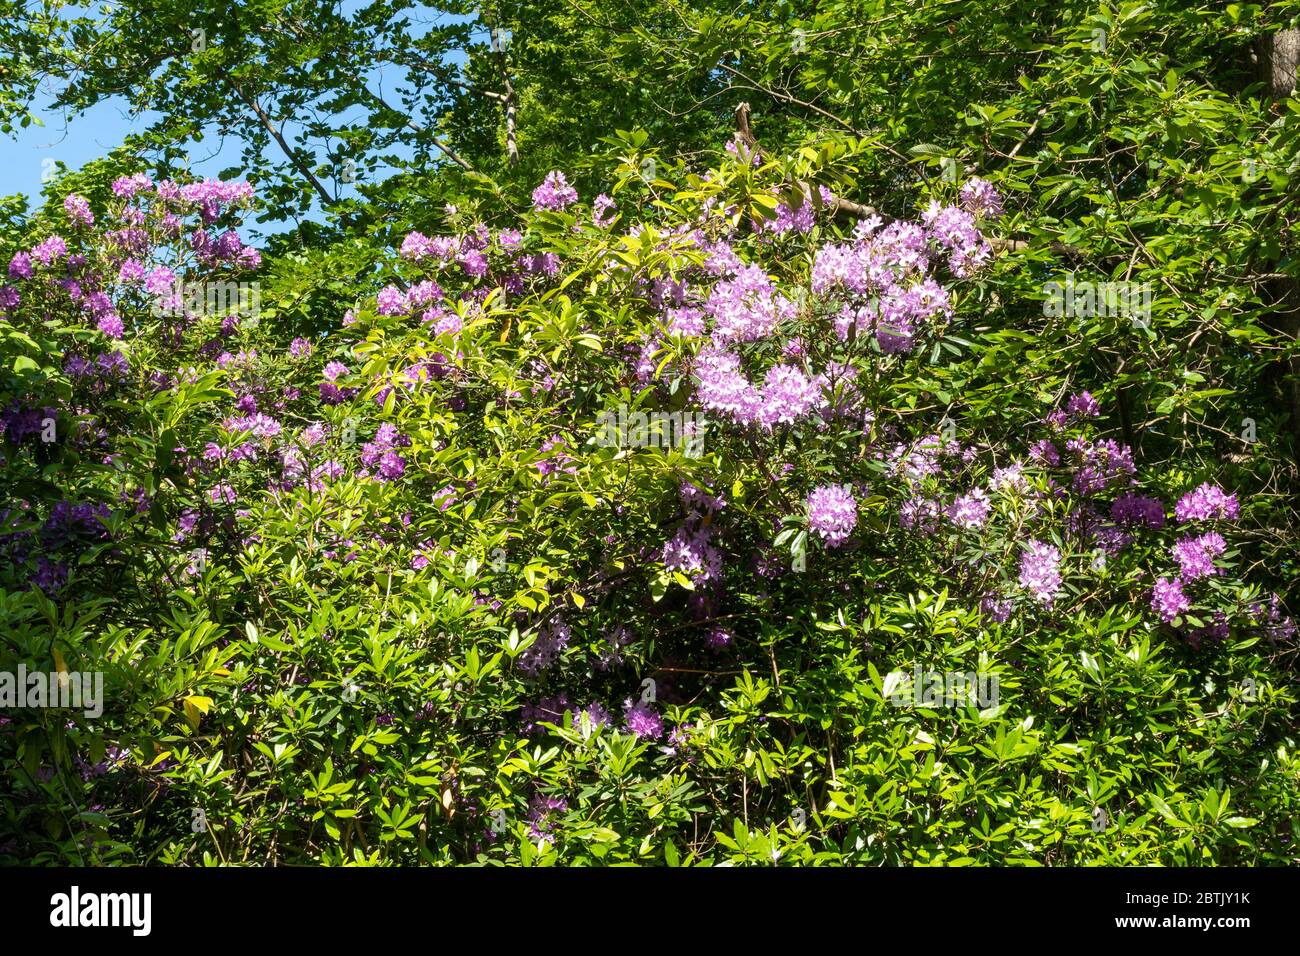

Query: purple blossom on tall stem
[
  {"left": 980, "top": 595, "right": 1014, "bottom": 623},
  {"left": 592, "top": 193, "right": 616, "bottom": 226},
  {"left": 661, "top": 522, "right": 722, "bottom": 583},
  {"left": 705, "top": 626, "right": 733, "bottom": 649},
  {"left": 376, "top": 285, "right": 406, "bottom": 315},
  {"left": 31, "top": 235, "right": 68, "bottom": 266},
  {"left": 757, "top": 364, "right": 820, "bottom": 426},
  {"left": 8, "top": 252, "right": 33, "bottom": 280},
  {"left": 399, "top": 231, "right": 435, "bottom": 260},
  {"left": 959, "top": 177, "right": 1004, "bottom": 219},
  {"left": 526, "top": 793, "right": 568, "bottom": 839}
]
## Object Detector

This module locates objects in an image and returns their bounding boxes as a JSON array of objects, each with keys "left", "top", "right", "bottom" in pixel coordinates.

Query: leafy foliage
[{"left": 1, "top": 0, "right": 1299, "bottom": 867}]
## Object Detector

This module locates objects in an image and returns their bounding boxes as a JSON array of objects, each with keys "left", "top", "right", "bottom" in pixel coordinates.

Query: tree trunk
[
  {"left": 490, "top": 23, "right": 518, "bottom": 167},
  {"left": 1258, "top": 29, "right": 1300, "bottom": 96},
  {"left": 1256, "top": 31, "right": 1300, "bottom": 468}
]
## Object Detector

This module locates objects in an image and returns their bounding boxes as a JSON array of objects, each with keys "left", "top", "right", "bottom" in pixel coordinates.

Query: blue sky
[
  {"left": 0, "top": 94, "right": 243, "bottom": 209},
  {"left": 0, "top": 2, "right": 479, "bottom": 233}
]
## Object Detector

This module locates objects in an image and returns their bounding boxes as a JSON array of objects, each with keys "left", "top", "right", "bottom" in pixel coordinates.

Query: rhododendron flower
[
  {"left": 947, "top": 488, "right": 991, "bottom": 529},
  {"left": 531, "top": 170, "right": 578, "bottom": 211},
  {"left": 989, "top": 462, "right": 1028, "bottom": 493},
  {"left": 592, "top": 193, "right": 616, "bottom": 226},
  {"left": 1172, "top": 532, "right": 1226, "bottom": 581},
  {"left": 807, "top": 483, "right": 858, "bottom": 547},
  {"left": 706, "top": 263, "right": 792, "bottom": 343},
  {"left": 400, "top": 231, "right": 435, "bottom": 260},
  {"left": 1028, "top": 438, "right": 1060, "bottom": 466},
  {"left": 111, "top": 173, "right": 153, "bottom": 198},
  {"left": 662, "top": 523, "right": 722, "bottom": 582},
  {"left": 693, "top": 346, "right": 760, "bottom": 423},
  {"left": 527, "top": 794, "right": 567, "bottom": 839},
  {"left": 1174, "top": 483, "right": 1239, "bottom": 523},
  {"left": 376, "top": 285, "right": 406, "bottom": 315},
  {"left": 63, "top": 194, "right": 94, "bottom": 227},
  {"left": 8, "top": 252, "right": 32, "bottom": 280},
  {"left": 764, "top": 198, "right": 815, "bottom": 235},
  {"left": 1066, "top": 391, "right": 1100, "bottom": 419},
  {"left": 1018, "top": 540, "right": 1062, "bottom": 606},
  {"left": 623, "top": 699, "right": 663, "bottom": 739},
  {"left": 1151, "top": 576, "right": 1190, "bottom": 623},
  {"left": 209, "top": 482, "right": 237, "bottom": 504},
  {"left": 376, "top": 450, "right": 406, "bottom": 481},
  {"left": 705, "top": 626, "right": 734, "bottom": 649},
  {"left": 758, "top": 364, "right": 821, "bottom": 426},
  {"left": 521, "top": 694, "right": 572, "bottom": 735},
  {"left": 459, "top": 248, "right": 488, "bottom": 277},
  {"left": 1110, "top": 492, "right": 1164, "bottom": 529},
  {"left": 981, "top": 595, "right": 1014, "bottom": 623},
  {"left": 664, "top": 306, "right": 705, "bottom": 337},
  {"left": 959, "top": 177, "right": 1004, "bottom": 219},
  {"left": 144, "top": 266, "right": 176, "bottom": 297},
  {"left": 31, "top": 236, "right": 68, "bottom": 266},
  {"left": 1069, "top": 438, "right": 1136, "bottom": 495},
  {"left": 518, "top": 618, "right": 571, "bottom": 674}
]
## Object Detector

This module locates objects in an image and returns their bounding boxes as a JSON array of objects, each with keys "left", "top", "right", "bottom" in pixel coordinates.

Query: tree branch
[
  {"left": 224, "top": 76, "right": 335, "bottom": 208},
  {"left": 490, "top": 22, "right": 519, "bottom": 166}
]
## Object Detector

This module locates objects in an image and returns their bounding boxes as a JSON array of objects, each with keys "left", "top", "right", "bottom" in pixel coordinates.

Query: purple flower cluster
[
  {"left": 1018, "top": 539, "right": 1062, "bottom": 607},
  {"left": 959, "top": 177, "right": 1005, "bottom": 219},
  {"left": 527, "top": 793, "right": 568, "bottom": 839},
  {"left": 360, "top": 423, "right": 409, "bottom": 482},
  {"left": 706, "top": 264, "right": 793, "bottom": 344},
  {"left": 531, "top": 170, "right": 579, "bottom": 211},
  {"left": 921, "top": 201, "right": 992, "bottom": 277},
  {"left": 662, "top": 522, "right": 722, "bottom": 583},
  {"left": 63, "top": 194, "right": 94, "bottom": 227},
  {"left": 1172, "top": 532, "right": 1226, "bottom": 581},
  {"left": 806, "top": 483, "right": 858, "bottom": 547},
  {"left": 1066, "top": 390, "right": 1100, "bottom": 419},
  {"left": 518, "top": 618, "right": 572, "bottom": 675},
  {"left": 1151, "top": 576, "right": 1190, "bottom": 623},
  {"left": 623, "top": 699, "right": 664, "bottom": 739},
  {"left": 1110, "top": 493, "right": 1165, "bottom": 529},
  {"left": 946, "top": 488, "right": 991, "bottom": 529},
  {"left": 1067, "top": 438, "right": 1136, "bottom": 495},
  {"left": 1174, "top": 483, "right": 1239, "bottom": 523}
]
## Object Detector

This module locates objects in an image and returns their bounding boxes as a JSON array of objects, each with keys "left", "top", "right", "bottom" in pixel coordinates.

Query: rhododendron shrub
[{"left": 1, "top": 143, "right": 1297, "bottom": 866}]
